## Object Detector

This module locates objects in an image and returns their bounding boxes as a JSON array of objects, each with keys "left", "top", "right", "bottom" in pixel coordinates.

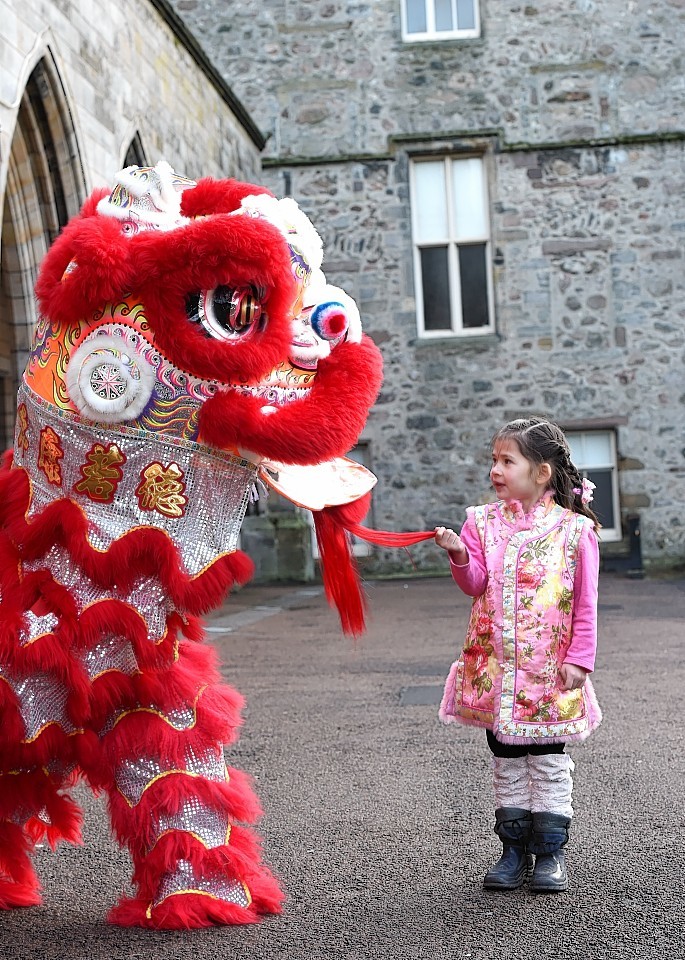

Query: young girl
[{"left": 435, "top": 417, "right": 601, "bottom": 894}]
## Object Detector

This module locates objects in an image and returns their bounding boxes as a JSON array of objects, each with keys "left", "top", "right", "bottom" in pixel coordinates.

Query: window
[
  {"left": 410, "top": 156, "right": 494, "bottom": 337},
  {"left": 566, "top": 430, "right": 621, "bottom": 542},
  {"left": 401, "top": 0, "right": 480, "bottom": 41}
]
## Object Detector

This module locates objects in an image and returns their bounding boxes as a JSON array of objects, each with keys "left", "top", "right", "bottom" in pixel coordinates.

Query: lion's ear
[
  {"left": 35, "top": 209, "right": 134, "bottom": 327},
  {"left": 180, "top": 178, "right": 274, "bottom": 218}
]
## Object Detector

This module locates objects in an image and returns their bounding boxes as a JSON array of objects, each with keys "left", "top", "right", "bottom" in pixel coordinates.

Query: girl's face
[{"left": 490, "top": 438, "right": 549, "bottom": 508}]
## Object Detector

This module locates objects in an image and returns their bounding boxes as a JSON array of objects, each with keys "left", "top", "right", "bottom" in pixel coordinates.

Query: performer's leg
[
  {"left": 483, "top": 731, "right": 533, "bottom": 890},
  {"left": 93, "top": 639, "right": 283, "bottom": 929},
  {"left": 0, "top": 765, "right": 82, "bottom": 908},
  {"left": 0, "top": 660, "right": 83, "bottom": 908},
  {"left": 527, "top": 750, "right": 574, "bottom": 893}
]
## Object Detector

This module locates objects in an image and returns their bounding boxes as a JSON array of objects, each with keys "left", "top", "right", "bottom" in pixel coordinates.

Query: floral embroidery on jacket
[{"left": 440, "top": 496, "right": 602, "bottom": 744}]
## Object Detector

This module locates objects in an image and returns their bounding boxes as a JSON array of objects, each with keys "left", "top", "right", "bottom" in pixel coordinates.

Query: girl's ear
[{"left": 538, "top": 462, "right": 553, "bottom": 485}]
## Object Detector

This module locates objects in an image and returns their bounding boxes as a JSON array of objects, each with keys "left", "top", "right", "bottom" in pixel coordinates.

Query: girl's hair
[{"left": 493, "top": 416, "right": 601, "bottom": 529}]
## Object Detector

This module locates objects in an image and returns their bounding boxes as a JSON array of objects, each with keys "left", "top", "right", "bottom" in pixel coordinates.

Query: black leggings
[{"left": 486, "top": 730, "right": 565, "bottom": 758}]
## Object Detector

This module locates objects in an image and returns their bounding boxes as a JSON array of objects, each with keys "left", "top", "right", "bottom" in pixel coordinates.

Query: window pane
[
  {"left": 456, "top": 0, "right": 476, "bottom": 30},
  {"left": 406, "top": 0, "right": 427, "bottom": 33},
  {"left": 458, "top": 243, "right": 489, "bottom": 328},
  {"left": 414, "top": 161, "right": 448, "bottom": 242},
  {"left": 567, "top": 434, "right": 583, "bottom": 465},
  {"left": 451, "top": 157, "right": 487, "bottom": 239},
  {"left": 584, "top": 468, "right": 615, "bottom": 529},
  {"left": 420, "top": 246, "right": 452, "bottom": 330},
  {"left": 435, "top": 0, "right": 454, "bottom": 31},
  {"left": 582, "top": 432, "right": 613, "bottom": 466}
]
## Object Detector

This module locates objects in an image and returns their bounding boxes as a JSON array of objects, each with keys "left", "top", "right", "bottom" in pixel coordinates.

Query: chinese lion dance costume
[{"left": 0, "top": 162, "right": 387, "bottom": 928}]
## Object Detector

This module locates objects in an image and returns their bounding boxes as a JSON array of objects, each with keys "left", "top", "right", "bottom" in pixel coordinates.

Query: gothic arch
[
  {"left": 0, "top": 52, "right": 85, "bottom": 447},
  {"left": 123, "top": 130, "right": 148, "bottom": 169}
]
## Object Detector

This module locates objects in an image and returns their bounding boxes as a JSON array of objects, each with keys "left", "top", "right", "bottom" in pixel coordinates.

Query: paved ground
[{"left": 2, "top": 571, "right": 684, "bottom": 959}]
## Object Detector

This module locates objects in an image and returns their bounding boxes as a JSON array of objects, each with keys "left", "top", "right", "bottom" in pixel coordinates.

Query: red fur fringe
[
  {"left": 0, "top": 877, "right": 42, "bottom": 909},
  {"left": 109, "top": 822, "right": 284, "bottom": 927},
  {"left": 0, "top": 462, "right": 254, "bottom": 614},
  {"left": 108, "top": 893, "right": 261, "bottom": 929},
  {"left": 199, "top": 335, "right": 383, "bottom": 464},
  {"left": 0, "top": 770, "right": 83, "bottom": 851},
  {"left": 0, "top": 822, "right": 38, "bottom": 885},
  {"left": 107, "top": 769, "right": 263, "bottom": 850},
  {"left": 180, "top": 177, "right": 273, "bottom": 218}
]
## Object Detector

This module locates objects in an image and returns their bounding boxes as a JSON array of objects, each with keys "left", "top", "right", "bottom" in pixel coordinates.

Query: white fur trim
[
  {"left": 66, "top": 334, "right": 156, "bottom": 424},
  {"left": 96, "top": 160, "right": 194, "bottom": 231},
  {"left": 239, "top": 193, "right": 323, "bottom": 272}
]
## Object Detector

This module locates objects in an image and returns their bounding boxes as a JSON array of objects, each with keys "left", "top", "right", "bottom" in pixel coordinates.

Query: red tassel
[
  {"left": 313, "top": 508, "right": 367, "bottom": 637},
  {"left": 314, "top": 497, "right": 434, "bottom": 636}
]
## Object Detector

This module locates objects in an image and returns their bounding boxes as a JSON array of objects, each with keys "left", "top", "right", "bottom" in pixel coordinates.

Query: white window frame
[
  {"left": 566, "top": 430, "right": 622, "bottom": 542},
  {"left": 401, "top": 0, "right": 481, "bottom": 42},
  {"left": 409, "top": 155, "right": 495, "bottom": 339}
]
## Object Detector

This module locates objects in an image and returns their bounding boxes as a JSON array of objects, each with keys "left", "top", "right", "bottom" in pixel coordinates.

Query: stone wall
[
  {"left": 0, "top": 0, "right": 263, "bottom": 201},
  {"left": 169, "top": 0, "right": 685, "bottom": 159},
  {"left": 156, "top": 2, "right": 685, "bottom": 568}
]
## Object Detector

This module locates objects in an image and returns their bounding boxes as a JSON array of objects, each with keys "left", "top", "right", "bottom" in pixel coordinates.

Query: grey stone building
[
  {"left": 169, "top": 0, "right": 685, "bottom": 574},
  {"left": 0, "top": 0, "right": 264, "bottom": 445}
]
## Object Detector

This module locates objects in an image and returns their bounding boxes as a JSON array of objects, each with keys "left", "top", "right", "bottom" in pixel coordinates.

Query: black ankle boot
[
  {"left": 483, "top": 807, "right": 533, "bottom": 891},
  {"left": 529, "top": 812, "right": 571, "bottom": 893}
]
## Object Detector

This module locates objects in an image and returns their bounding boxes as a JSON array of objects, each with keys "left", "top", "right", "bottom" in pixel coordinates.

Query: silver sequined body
[
  {"left": 0, "top": 381, "right": 260, "bottom": 913},
  {"left": 16, "top": 382, "right": 257, "bottom": 576}
]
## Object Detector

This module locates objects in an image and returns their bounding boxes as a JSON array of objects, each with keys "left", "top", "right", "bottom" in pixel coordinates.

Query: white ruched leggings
[{"left": 492, "top": 753, "right": 574, "bottom": 817}]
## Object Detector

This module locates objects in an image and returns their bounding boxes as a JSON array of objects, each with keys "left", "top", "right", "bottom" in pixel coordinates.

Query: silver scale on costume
[
  {"left": 152, "top": 858, "right": 250, "bottom": 910},
  {"left": 115, "top": 744, "right": 227, "bottom": 807},
  {"left": 0, "top": 666, "right": 80, "bottom": 742},
  {"left": 98, "top": 700, "right": 197, "bottom": 738},
  {"left": 22, "top": 546, "right": 172, "bottom": 647},
  {"left": 153, "top": 797, "right": 230, "bottom": 852}
]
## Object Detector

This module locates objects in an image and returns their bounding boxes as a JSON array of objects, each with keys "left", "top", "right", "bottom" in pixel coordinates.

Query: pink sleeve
[
  {"left": 564, "top": 523, "right": 599, "bottom": 672},
  {"left": 449, "top": 515, "right": 488, "bottom": 598}
]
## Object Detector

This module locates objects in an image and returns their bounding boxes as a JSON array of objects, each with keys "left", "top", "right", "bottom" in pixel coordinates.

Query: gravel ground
[{"left": 2, "top": 572, "right": 683, "bottom": 959}]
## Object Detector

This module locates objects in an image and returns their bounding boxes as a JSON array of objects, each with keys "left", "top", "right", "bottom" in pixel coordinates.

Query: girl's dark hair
[{"left": 493, "top": 416, "right": 601, "bottom": 529}]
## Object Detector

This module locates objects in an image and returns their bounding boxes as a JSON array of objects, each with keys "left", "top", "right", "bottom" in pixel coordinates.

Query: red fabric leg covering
[
  {"left": 0, "top": 822, "right": 42, "bottom": 909},
  {"left": 98, "top": 669, "right": 284, "bottom": 928},
  {"left": 0, "top": 768, "right": 83, "bottom": 910}
]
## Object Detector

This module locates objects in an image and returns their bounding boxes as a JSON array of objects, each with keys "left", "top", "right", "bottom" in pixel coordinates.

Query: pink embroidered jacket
[{"left": 440, "top": 496, "right": 602, "bottom": 745}]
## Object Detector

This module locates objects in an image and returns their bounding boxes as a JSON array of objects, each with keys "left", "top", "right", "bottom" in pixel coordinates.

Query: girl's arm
[
  {"left": 435, "top": 516, "right": 487, "bottom": 598},
  {"left": 564, "top": 524, "right": 600, "bottom": 672}
]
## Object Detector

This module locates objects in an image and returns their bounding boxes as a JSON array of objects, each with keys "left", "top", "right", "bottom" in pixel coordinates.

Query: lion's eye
[{"left": 185, "top": 285, "right": 266, "bottom": 341}]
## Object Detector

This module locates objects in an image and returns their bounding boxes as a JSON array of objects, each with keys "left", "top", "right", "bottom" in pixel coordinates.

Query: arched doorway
[
  {"left": 123, "top": 131, "right": 147, "bottom": 169},
  {"left": 0, "top": 53, "right": 85, "bottom": 448}
]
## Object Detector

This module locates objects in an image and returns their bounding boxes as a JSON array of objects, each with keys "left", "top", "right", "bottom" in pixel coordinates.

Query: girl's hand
[
  {"left": 559, "top": 663, "right": 589, "bottom": 691},
  {"left": 434, "top": 526, "right": 468, "bottom": 564}
]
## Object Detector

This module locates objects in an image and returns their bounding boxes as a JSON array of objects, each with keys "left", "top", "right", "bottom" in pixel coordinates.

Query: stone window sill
[{"left": 409, "top": 333, "right": 499, "bottom": 350}]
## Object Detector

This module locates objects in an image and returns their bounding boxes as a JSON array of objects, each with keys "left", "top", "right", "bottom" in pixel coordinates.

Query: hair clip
[{"left": 572, "top": 477, "right": 596, "bottom": 505}]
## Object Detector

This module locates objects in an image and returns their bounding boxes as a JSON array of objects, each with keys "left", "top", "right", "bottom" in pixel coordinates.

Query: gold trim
[
  {"left": 107, "top": 685, "right": 206, "bottom": 735},
  {"left": 151, "top": 883, "right": 252, "bottom": 912},
  {"left": 149, "top": 821, "right": 232, "bottom": 854},
  {"left": 117, "top": 762, "right": 229, "bottom": 809}
]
